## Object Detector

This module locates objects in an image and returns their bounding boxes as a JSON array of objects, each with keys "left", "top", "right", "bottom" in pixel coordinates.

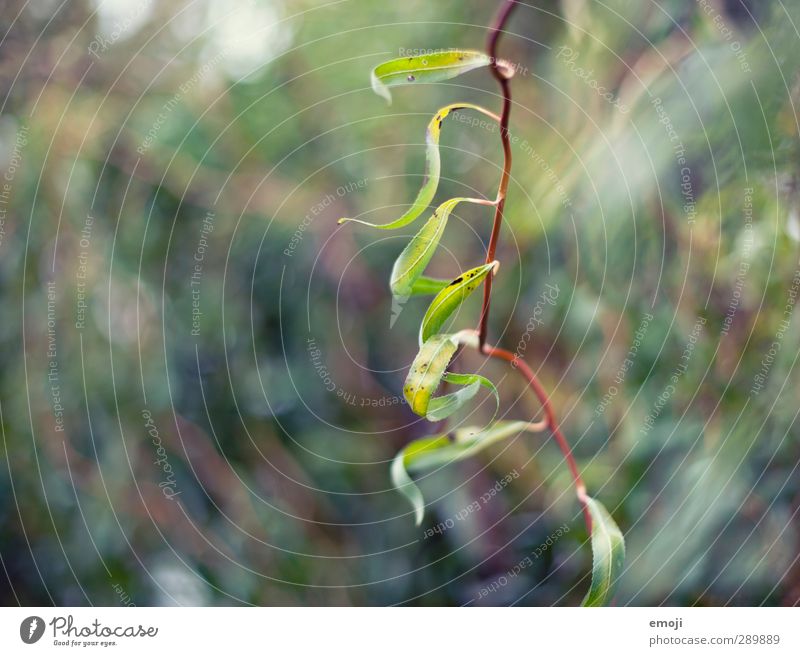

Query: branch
[
  {"left": 482, "top": 343, "right": 592, "bottom": 533},
  {"left": 477, "top": 0, "right": 517, "bottom": 349},
  {"left": 476, "top": 2, "right": 591, "bottom": 535}
]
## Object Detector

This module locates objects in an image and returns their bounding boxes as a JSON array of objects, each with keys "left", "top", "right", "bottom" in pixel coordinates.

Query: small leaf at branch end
[
  {"left": 371, "top": 50, "right": 492, "bottom": 103},
  {"left": 390, "top": 197, "right": 486, "bottom": 298},
  {"left": 582, "top": 496, "right": 626, "bottom": 607},
  {"left": 338, "top": 103, "right": 496, "bottom": 231},
  {"left": 419, "top": 261, "right": 498, "bottom": 345},
  {"left": 391, "top": 420, "right": 531, "bottom": 524}
]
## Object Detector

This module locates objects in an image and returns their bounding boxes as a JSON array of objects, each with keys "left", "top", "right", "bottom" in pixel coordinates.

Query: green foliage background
[{"left": 1, "top": 0, "right": 799, "bottom": 605}]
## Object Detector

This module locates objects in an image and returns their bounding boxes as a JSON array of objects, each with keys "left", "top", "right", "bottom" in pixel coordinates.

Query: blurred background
[{"left": 1, "top": 0, "right": 800, "bottom": 606}]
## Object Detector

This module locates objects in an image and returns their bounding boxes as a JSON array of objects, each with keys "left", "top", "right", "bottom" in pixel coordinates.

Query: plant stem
[
  {"left": 478, "top": 0, "right": 516, "bottom": 349},
  {"left": 482, "top": 343, "right": 592, "bottom": 533},
  {"left": 474, "top": 1, "right": 592, "bottom": 534}
]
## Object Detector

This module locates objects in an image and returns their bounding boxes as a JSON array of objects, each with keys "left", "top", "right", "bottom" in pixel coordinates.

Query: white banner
[{"left": 1, "top": 607, "right": 798, "bottom": 655}]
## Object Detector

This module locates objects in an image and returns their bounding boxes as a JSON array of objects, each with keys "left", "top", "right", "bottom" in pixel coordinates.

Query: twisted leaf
[
  {"left": 391, "top": 433, "right": 451, "bottom": 525},
  {"left": 391, "top": 421, "right": 535, "bottom": 525},
  {"left": 403, "top": 331, "right": 498, "bottom": 423},
  {"left": 427, "top": 372, "right": 498, "bottom": 422},
  {"left": 371, "top": 50, "right": 493, "bottom": 103},
  {"left": 339, "top": 103, "right": 497, "bottom": 231},
  {"left": 419, "top": 261, "right": 498, "bottom": 345},
  {"left": 582, "top": 496, "right": 626, "bottom": 607},
  {"left": 390, "top": 197, "right": 488, "bottom": 298},
  {"left": 407, "top": 275, "right": 451, "bottom": 296},
  {"left": 402, "top": 333, "right": 459, "bottom": 416}
]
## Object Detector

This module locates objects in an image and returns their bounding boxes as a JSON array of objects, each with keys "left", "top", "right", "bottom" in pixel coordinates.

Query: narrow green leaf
[
  {"left": 408, "top": 275, "right": 451, "bottom": 296},
  {"left": 403, "top": 331, "right": 492, "bottom": 424},
  {"left": 339, "top": 103, "right": 496, "bottom": 231},
  {"left": 371, "top": 50, "right": 492, "bottom": 103},
  {"left": 408, "top": 420, "right": 531, "bottom": 472},
  {"left": 391, "top": 434, "right": 450, "bottom": 525},
  {"left": 402, "top": 333, "right": 458, "bottom": 417},
  {"left": 419, "top": 261, "right": 498, "bottom": 345},
  {"left": 390, "top": 197, "right": 486, "bottom": 298},
  {"left": 582, "top": 496, "right": 626, "bottom": 607},
  {"left": 392, "top": 421, "right": 533, "bottom": 524},
  {"left": 426, "top": 372, "right": 499, "bottom": 422}
]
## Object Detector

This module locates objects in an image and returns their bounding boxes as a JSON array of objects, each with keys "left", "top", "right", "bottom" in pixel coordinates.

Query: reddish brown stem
[
  {"left": 472, "top": 1, "right": 592, "bottom": 534},
  {"left": 482, "top": 343, "right": 592, "bottom": 533},
  {"left": 478, "top": 0, "right": 516, "bottom": 349}
]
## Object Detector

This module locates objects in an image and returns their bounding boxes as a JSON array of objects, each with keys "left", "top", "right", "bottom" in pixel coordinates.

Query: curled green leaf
[
  {"left": 427, "top": 372, "right": 498, "bottom": 422},
  {"left": 411, "top": 420, "right": 535, "bottom": 471},
  {"left": 339, "top": 103, "right": 497, "bottom": 231},
  {"left": 402, "top": 333, "right": 459, "bottom": 417},
  {"left": 582, "top": 496, "right": 626, "bottom": 607},
  {"left": 391, "top": 420, "right": 537, "bottom": 525},
  {"left": 403, "top": 331, "right": 497, "bottom": 423},
  {"left": 419, "top": 261, "right": 498, "bottom": 345},
  {"left": 407, "top": 275, "right": 451, "bottom": 296},
  {"left": 390, "top": 197, "right": 490, "bottom": 298},
  {"left": 391, "top": 433, "right": 451, "bottom": 526},
  {"left": 371, "top": 50, "right": 492, "bottom": 103}
]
